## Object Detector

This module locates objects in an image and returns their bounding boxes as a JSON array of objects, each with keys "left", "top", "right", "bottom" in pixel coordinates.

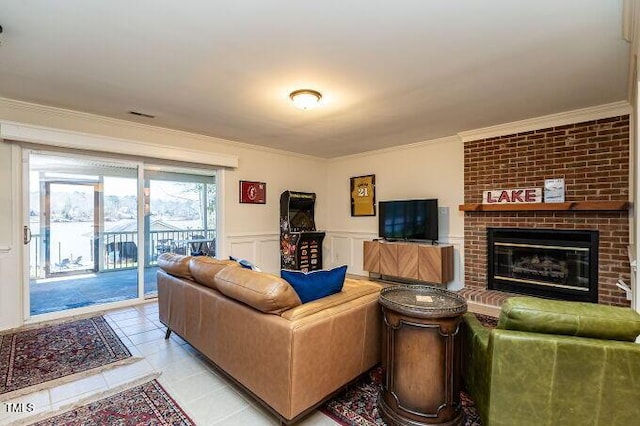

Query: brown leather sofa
[
  {"left": 464, "top": 296, "right": 640, "bottom": 426},
  {"left": 157, "top": 253, "right": 383, "bottom": 424}
]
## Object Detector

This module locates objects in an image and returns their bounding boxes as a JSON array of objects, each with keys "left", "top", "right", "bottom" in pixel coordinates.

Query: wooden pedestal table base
[{"left": 378, "top": 285, "right": 467, "bottom": 426}]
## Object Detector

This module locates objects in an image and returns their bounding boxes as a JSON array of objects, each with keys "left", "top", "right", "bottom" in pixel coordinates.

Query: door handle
[{"left": 23, "top": 226, "right": 32, "bottom": 244}]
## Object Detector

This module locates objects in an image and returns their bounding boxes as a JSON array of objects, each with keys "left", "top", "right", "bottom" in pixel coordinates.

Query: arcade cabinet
[{"left": 280, "top": 191, "right": 325, "bottom": 271}]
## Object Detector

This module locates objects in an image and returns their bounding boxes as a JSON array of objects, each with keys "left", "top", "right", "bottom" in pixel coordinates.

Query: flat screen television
[{"left": 378, "top": 199, "right": 438, "bottom": 242}]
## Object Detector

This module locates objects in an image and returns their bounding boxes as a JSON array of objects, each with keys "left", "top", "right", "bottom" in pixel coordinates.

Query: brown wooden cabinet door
[
  {"left": 397, "top": 243, "right": 418, "bottom": 280},
  {"left": 380, "top": 243, "right": 399, "bottom": 277},
  {"left": 418, "top": 245, "right": 454, "bottom": 284},
  {"left": 363, "top": 241, "right": 380, "bottom": 273},
  {"left": 418, "top": 245, "right": 443, "bottom": 283}
]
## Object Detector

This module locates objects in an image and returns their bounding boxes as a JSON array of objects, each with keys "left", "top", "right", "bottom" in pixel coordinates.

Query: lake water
[{"left": 29, "top": 219, "right": 203, "bottom": 275}]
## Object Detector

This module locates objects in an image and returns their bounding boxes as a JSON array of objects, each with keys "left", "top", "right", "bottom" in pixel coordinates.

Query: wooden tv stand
[{"left": 363, "top": 240, "right": 454, "bottom": 284}]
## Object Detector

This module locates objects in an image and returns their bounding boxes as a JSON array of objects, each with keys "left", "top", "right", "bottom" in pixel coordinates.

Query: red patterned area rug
[
  {"left": 32, "top": 379, "right": 194, "bottom": 426},
  {"left": 474, "top": 313, "right": 499, "bottom": 328},
  {"left": 0, "top": 316, "right": 134, "bottom": 399},
  {"left": 320, "top": 367, "right": 482, "bottom": 426}
]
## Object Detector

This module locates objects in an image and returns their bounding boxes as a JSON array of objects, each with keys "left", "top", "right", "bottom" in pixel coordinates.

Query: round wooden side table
[{"left": 378, "top": 285, "right": 467, "bottom": 426}]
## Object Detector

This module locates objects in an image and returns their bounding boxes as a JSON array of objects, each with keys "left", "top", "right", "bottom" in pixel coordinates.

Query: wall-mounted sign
[
  {"left": 350, "top": 174, "right": 376, "bottom": 216},
  {"left": 544, "top": 178, "right": 565, "bottom": 203},
  {"left": 239, "top": 181, "right": 266, "bottom": 204},
  {"left": 483, "top": 188, "right": 542, "bottom": 204}
]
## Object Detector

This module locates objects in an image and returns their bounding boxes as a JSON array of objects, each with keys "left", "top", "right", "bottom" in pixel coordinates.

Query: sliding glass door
[
  {"left": 25, "top": 151, "right": 218, "bottom": 318},
  {"left": 27, "top": 153, "right": 140, "bottom": 315},
  {"left": 143, "top": 169, "right": 217, "bottom": 295}
]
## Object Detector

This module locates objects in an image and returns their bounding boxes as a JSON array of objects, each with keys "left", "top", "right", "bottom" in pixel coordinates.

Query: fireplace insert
[{"left": 487, "top": 228, "right": 599, "bottom": 302}]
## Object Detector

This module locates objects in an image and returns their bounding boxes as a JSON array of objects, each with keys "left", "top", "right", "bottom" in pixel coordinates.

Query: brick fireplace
[{"left": 462, "top": 115, "right": 630, "bottom": 307}]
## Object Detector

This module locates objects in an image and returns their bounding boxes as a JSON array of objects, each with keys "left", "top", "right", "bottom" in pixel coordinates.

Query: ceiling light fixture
[{"left": 289, "top": 89, "right": 322, "bottom": 110}]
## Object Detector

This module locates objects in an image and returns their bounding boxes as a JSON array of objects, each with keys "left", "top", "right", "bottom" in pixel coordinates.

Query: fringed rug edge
[
  {"left": 8, "top": 371, "right": 162, "bottom": 426},
  {"left": 0, "top": 356, "right": 143, "bottom": 403}
]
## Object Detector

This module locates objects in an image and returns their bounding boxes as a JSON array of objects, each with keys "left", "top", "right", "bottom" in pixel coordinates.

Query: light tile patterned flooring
[{"left": 0, "top": 302, "right": 340, "bottom": 426}]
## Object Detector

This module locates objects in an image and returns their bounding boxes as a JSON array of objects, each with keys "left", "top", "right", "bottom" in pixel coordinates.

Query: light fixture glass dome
[{"left": 289, "top": 89, "right": 322, "bottom": 110}]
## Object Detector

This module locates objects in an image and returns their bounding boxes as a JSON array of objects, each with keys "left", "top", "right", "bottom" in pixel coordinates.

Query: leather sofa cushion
[
  {"left": 214, "top": 267, "right": 302, "bottom": 314},
  {"left": 281, "top": 278, "right": 382, "bottom": 320},
  {"left": 498, "top": 296, "right": 640, "bottom": 342},
  {"left": 157, "top": 253, "right": 194, "bottom": 280},
  {"left": 189, "top": 256, "right": 239, "bottom": 290}
]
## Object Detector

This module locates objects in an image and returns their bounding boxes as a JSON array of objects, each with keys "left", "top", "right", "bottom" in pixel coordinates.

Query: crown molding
[
  {"left": 332, "top": 135, "right": 461, "bottom": 162},
  {"left": 0, "top": 97, "right": 325, "bottom": 162},
  {"left": 458, "top": 101, "right": 632, "bottom": 142},
  {"left": 324, "top": 230, "right": 378, "bottom": 236}
]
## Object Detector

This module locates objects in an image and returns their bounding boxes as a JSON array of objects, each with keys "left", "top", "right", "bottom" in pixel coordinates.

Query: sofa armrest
[
  {"left": 462, "top": 313, "right": 492, "bottom": 421},
  {"left": 464, "top": 313, "right": 491, "bottom": 350},
  {"left": 484, "top": 329, "right": 640, "bottom": 426}
]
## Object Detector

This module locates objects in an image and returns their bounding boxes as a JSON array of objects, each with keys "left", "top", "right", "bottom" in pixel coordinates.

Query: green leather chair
[{"left": 463, "top": 297, "right": 640, "bottom": 426}]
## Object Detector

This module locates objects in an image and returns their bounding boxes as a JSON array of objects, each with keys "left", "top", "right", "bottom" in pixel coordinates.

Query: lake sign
[{"left": 483, "top": 188, "right": 542, "bottom": 204}]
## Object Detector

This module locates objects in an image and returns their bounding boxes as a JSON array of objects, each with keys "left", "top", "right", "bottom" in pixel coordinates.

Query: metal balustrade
[{"left": 29, "top": 229, "right": 216, "bottom": 279}]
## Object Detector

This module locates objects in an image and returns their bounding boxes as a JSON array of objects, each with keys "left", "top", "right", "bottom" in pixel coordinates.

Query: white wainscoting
[
  {"left": 224, "top": 231, "right": 379, "bottom": 275},
  {"left": 441, "top": 235, "right": 464, "bottom": 291},
  {"left": 224, "top": 231, "right": 466, "bottom": 290},
  {"left": 323, "top": 231, "right": 378, "bottom": 276},
  {"left": 224, "top": 233, "right": 281, "bottom": 273},
  {"left": 0, "top": 250, "right": 22, "bottom": 330}
]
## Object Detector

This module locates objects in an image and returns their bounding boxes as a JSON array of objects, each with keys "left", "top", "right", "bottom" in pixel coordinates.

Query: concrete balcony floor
[{"left": 29, "top": 267, "right": 159, "bottom": 316}]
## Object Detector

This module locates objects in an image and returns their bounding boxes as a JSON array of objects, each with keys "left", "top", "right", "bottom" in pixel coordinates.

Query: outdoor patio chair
[
  {"left": 55, "top": 258, "right": 70, "bottom": 268},
  {"left": 189, "top": 234, "right": 209, "bottom": 256}
]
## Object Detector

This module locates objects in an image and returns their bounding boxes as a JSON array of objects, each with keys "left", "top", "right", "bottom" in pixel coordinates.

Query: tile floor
[{"left": 0, "top": 302, "right": 340, "bottom": 426}]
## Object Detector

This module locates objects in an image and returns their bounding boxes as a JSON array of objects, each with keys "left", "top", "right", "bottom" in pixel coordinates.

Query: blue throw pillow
[
  {"left": 281, "top": 265, "right": 347, "bottom": 304},
  {"left": 229, "top": 256, "right": 261, "bottom": 271}
]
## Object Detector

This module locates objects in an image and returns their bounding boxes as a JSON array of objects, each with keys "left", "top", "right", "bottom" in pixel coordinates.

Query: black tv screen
[{"left": 378, "top": 199, "right": 438, "bottom": 241}]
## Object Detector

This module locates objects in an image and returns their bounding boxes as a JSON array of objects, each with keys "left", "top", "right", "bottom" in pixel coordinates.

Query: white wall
[
  {"left": 0, "top": 99, "right": 328, "bottom": 329},
  {"left": 0, "top": 143, "right": 12, "bottom": 245},
  {"left": 324, "top": 136, "right": 465, "bottom": 290},
  {"left": 0, "top": 143, "right": 21, "bottom": 330}
]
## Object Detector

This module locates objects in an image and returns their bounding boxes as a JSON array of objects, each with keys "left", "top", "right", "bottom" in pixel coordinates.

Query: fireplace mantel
[{"left": 458, "top": 201, "right": 630, "bottom": 212}]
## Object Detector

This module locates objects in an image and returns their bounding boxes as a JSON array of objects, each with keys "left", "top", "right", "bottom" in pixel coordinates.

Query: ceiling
[{"left": 0, "top": 1, "right": 631, "bottom": 158}]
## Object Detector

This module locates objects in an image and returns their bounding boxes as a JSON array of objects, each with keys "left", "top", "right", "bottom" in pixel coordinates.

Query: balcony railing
[{"left": 29, "top": 229, "right": 216, "bottom": 279}]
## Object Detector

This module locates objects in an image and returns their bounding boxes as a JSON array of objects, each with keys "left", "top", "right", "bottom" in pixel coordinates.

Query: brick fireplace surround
[{"left": 462, "top": 115, "right": 630, "bottom": 307}]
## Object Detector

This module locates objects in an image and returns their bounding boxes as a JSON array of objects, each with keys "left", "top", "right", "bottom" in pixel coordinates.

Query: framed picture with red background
[{"left": 239, "top": 180, "right": 266, "bottom": 204}]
